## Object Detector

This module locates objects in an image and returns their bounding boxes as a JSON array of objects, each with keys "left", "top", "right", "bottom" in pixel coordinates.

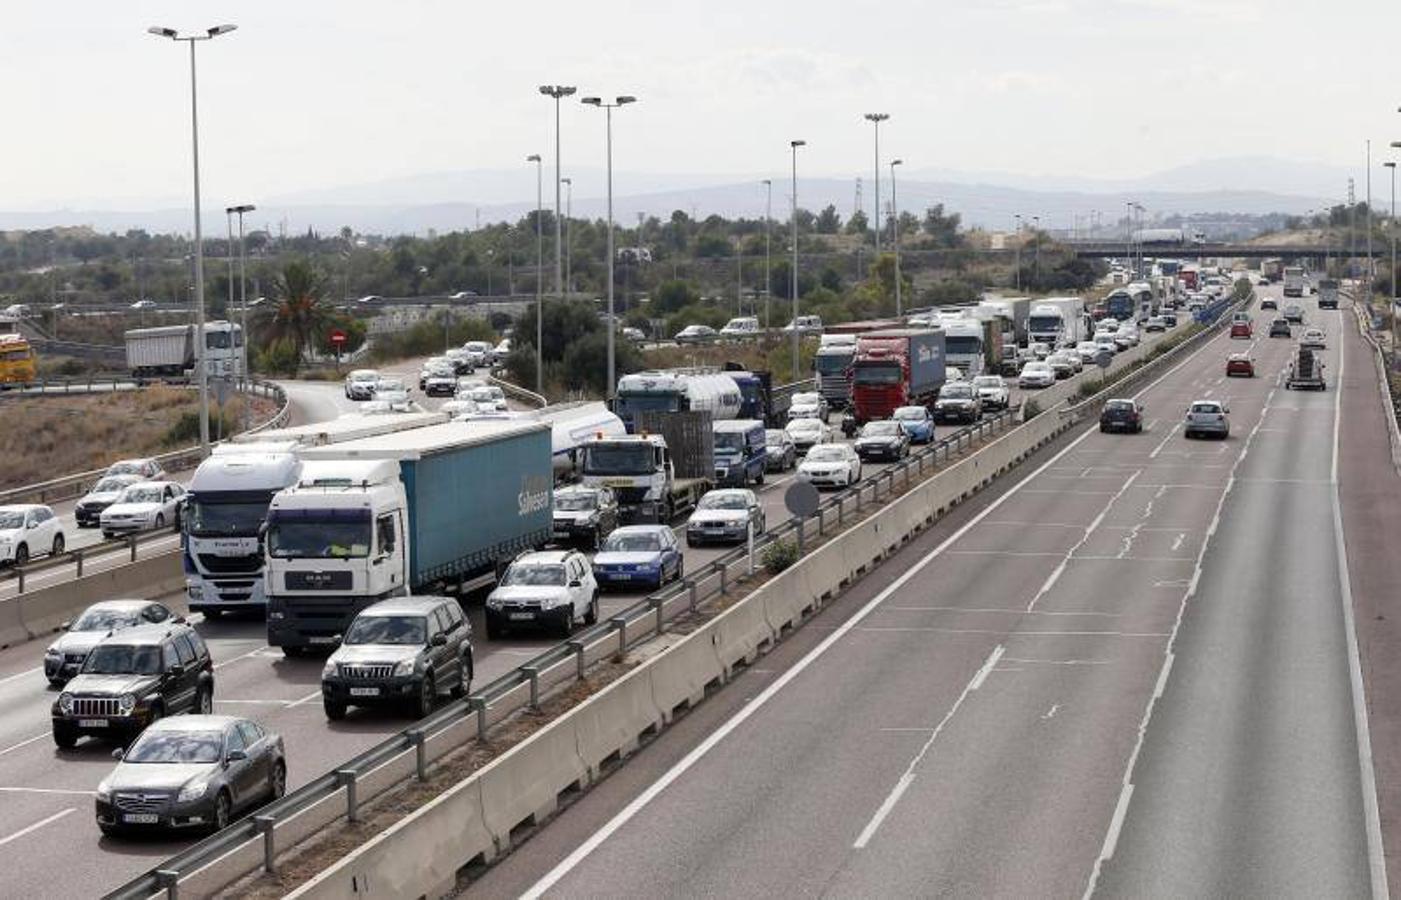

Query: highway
[
  {"left": 456, "top": 286, "right": 1388, "bottom": 899},
  {"left": 0, "top": 327, "right": 1187, "bottom": 895}
]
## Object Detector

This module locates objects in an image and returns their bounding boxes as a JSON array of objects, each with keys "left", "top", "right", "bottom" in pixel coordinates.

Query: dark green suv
[{"left": 52, "top": 623, "right": 214, "bottom": 748}]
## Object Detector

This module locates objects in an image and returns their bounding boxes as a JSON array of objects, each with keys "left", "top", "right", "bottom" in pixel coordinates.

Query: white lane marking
[
  {"left": 1007, "top": 658, "right": 1109, "bottom": 666},
  {"left": 885, "top": 606, "right": 1119, "bottom": 617},
  {"left": 212, "top": 643, "right": 276, "bottom": 671},
  {"left": 0, "top": 733, "right": 49, "bottom": 758},
  {"left": 1043, "top": 704, "right": 1061, "bottom": 720},
  {"left": 285, "top": 689, "right": 324, "bottom": 708},
  {"left": 878, "top": 727, "right": 936, "bottom": 733},
  {"left": 1148, "top": 423, "right": 1180, "bottom": 460},
  {"left": 1028, "top": 470, "right": 1141, "bottom": 612},
  {"left": 0, "top": 786, "right": 94, "bottom": 795},
  {"left": 1329, "top": 320, "right": 1389, "bottom": 899},
  {"left": 0, "top": 668, "right": 42, "bottom": 689},
  {"left": 858, "top": 627, "right": 1168, "bottom": 638},
  {"left": 853, "top": 644, "right": 1005, "bottom": 849},
  {"left": 0, "top": 808, "right": 74, "bottom": 848},
  {"left": 522, "top": 325, "right": 1233, "bottom": 898},
  {"left": 1171, "top": 533, "right": 1186, "bottom": 552}
]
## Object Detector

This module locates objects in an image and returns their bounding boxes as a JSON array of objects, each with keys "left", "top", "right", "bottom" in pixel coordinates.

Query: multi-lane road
[
  {"left": 0, "top": 321, "right": 1196, "bottom": 896},
  {"left": 456, "top": 287, "right": 1392, "bottom": 899}
]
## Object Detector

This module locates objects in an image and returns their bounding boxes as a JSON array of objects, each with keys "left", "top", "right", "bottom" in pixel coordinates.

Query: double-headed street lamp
[
  {"left": 226, "top": 203, "right": 255, "bottom": 429},
  {"left": 890, "top": 158, "right": 903, "bottom": 316},
  {"left": 539, "top": 85, "right": 576, "bottom": 302},
  {"left": 148, "top": 23, "right": 237, "bottom": 453},
  {"left": 527, "top": 154, "right": 544, "bottom": 392},
  {"left": 581, "top": 94, "right": 637, "bottom": 398},
  {"left": 864, "top": 113, "right": 889, "bottom": 256},
  {"left": 790, "top": 139, "right": 806, "bottom": 382}
]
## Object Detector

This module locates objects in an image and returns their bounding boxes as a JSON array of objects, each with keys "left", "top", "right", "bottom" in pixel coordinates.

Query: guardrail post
[
  {"left": 648, "top": 596, "right": 665, "bottom": 636},
  {"left": 688, "top": 579, "right": 698, "bottom": 612},
  {"left": 469, "top": 696, "right": 488, "bottom": 740},
  {"left": 255, "top": 814, "right": 276, "bottom": 873},
  {"left": 610, "top": 616, "right": 628, "bottom": 652},
  {"left": 336, "top": 769, "right": 359, "bottom": 822},
  {"left": 567, "top": 640, "right": 585, "bottom": 679},
  {"left": 522, "top": 666, "right": 540, "bottom": 709},
  {"left": 128, "top": 536, "right": 137, "bottom": 563},
  {"left": 718, "top": 564, "right": 727, "bottom": 595},
  {"left": 796, "top": 519, "right": 805, "bottom": 557},
  {"left": 156, "top": 869, "right": 180, "bottom": 899},
  {"left": 73, "top": 549, "right": 82, "bottom": 579},
  {"left": 15, "top": 568, "right": 23, "bottom": 595},
  {"left": 409, "top": 729, "right": 428, "bottom": 780},
  {"left": 817, "top": 507, "right": 825, "bottom": 536}
]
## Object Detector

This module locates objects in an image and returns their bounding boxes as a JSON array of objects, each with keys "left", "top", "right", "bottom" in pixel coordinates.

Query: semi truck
[
  {"left": 0, "top": 332, "right": 36, "bottom": 384},
  {"left": 1317, "top": 278, "right": 1339, "bottom": 310},
  {"left": 125, "top": 321, "right": 244, "bottom": 379},
  {"left": 814, "top": 334, "right": 858, "bottom": 410},
  {"left": 941, "top": 318, "right": 987, "bottom": 377},
  {"left": 264, "top": 419, "right": 553, "bottom": 653},
  {"left": 612, "top": 370, "right": 742, "bottom": 432},
  {"left": 1261, "top": 259, "right": 1284, "bottom": 283},
  {"left": 185, "top": 413, "right": 450, "bottom": 617},
  {"left": 1282, "top": 266, "right": 1306, "bottom": 297},
  {"left": 977, "top": 297, "right": 1031, "bottom": 347},
  {"left": 578, "top": 410, "right": 714, "bottom": 522},
  {"left": 1102, "top": 289, "right": 1136, "bottom": 322},
  {"left": 526, "top": 401, "right": 627, "bottom": 481},
  {"left": 1027, "top": 297, "right": 1086, "bottom": 347},
  {"left": 849, "top": 329, "right": 946, "bottom": 427}
]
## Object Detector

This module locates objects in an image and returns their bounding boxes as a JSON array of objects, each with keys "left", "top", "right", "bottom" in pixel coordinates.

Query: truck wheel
[{"left": 52, "top": 723, "right": 78, "bottom": 749}]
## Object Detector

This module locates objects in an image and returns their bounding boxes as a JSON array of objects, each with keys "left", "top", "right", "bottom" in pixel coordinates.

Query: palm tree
[{"left": 263, "top": 259, "right": 329, "bottom": 374}]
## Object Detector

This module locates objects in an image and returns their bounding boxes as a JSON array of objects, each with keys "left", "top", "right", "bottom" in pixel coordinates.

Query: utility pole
[
  {"left": 864, "top": 113, "right": 889, "bottom": 257},
  {"left": 561, "top": 177, "right": 572, "bottom": 295},
  {"left": 762, "top": 179, "right": 772, "bottom": 329},
  {"left": 790, "top": 139, "right": 805, "bottom": 382},
  {"left": 890, "top": 158, "right": 903, "bottom": 317}
]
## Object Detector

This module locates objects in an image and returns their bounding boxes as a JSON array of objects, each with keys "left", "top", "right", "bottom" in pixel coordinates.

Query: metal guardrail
[
  {"left": 104, "top": 408, "right": 1011, "bottom": 900},
  {"left": 0, "top": 375, "right": 138, "bottom": 395},
  {"left": 485, "top": 374, "right": 548, "bottom": 409},
  {"left": 0, "top": 380, "right": 290, "bottom": 508},
  {"left": 0, "top": 526, "right": 182, "bottom": 596}
]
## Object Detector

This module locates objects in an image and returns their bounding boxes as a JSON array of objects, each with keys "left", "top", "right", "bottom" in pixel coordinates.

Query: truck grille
[
  {"left": 114, "top": 793, "right": 169, "bottom": 814},
  {"left": 72, "top": 697, "right": 120, "bottom": 717},
  {"left": 197, "top": 553, "right": 262, "bottom": 574},
  {"left": 339, "top": 664, "right": 394, "bottom": 679}
]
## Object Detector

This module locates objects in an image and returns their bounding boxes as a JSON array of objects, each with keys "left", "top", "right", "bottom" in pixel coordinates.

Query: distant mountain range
[{"left": 0, "top": 155, "right": 1348, "bottom": 237}]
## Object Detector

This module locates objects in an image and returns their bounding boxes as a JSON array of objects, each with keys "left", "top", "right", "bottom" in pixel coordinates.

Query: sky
[{"left": 3, "top": 0, "right": 1399, "bottom": 214}]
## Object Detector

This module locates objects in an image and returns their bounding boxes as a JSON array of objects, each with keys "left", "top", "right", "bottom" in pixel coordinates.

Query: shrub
[
  {"left": 761, "top": 538, "right": 799, "bottom": 575},
  {"left": 1021, "top": 399, "right": 1042, "bottom": 420}
]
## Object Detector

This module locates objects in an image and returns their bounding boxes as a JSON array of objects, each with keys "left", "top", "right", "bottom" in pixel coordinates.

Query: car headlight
[
  {"left": 118, "top": 694, "right": 136, "bottom": 715},
  {"left": 187, "top": 583, "right": 203, "bottom": 600},
  {"left": 58, "top": 692, "right": 73, "bottom": 714},
  {"left": 177, "top": 781, "right": 208, "bottom": 803},
  {"left": 486, "top": 595, "right": 502, "bottom": 610},
  {"left": 322, "top": 660, "right": 338, "bottom": 679},
  {"left": 393, "top": 658, "right": 417, "bottom": 677},
  {"left": 45, "top": 646, "right": 60, "bottom": 658},
  {"left": 95, "top": 781, "right": 112, "bottom": 804}
]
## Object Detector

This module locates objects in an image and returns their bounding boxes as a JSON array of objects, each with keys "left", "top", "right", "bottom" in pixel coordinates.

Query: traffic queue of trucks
[{"left": 125, "top": 321, "right": 245, "bottom": 380}]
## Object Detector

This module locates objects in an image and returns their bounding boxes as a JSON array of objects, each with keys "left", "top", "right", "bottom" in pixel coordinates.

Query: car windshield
[
  {"left": 82, "top": 644, "right": 162, "bottom": 675},
  {"left": 350, "top": 371, "right": 377, "bottom": 383},
  {"left": 107, "top": 462, "right": 149, "bottom": 476},
  {"left": 788, "top": 420, "right": 819, "bottom": 433},
  {"left": 502, "top": 564, "right": 566, "bottom": 586},
  {"left": 344, "top": 615, "right": 426, "bottom": 646},
  {"left": 555, "top": 494, "right": 597, "bottom": 512},
  {"left": 852, "top": 364, "right": 901, "bottom": 385},
  {"left": 376, "top": 379, "right": 406, "bottom": 392},
  {"left": 72, "top": 609, "right": 139, "bottom": 630},
  {"left": 581, "top": 444, "right": 653, "bottom": 476},
  {"left": 603, "top": 532, "right": 662, "bottom": 552},
  {"left": 893, "top": 408, "right": 925, "bottom": 421},
  {"left": 93, "top": 477, "right": 133, "bottom": 493},
  {"left": 941, "top": 385, "right": 975, "bottom": 399},
  {"left": 715, "top": 432, "right": 750, "bottom": 450},
  {"left": 1191, "top": 403, "right": 1222, "bottom": 414},
  {"left": 973, "top": 377, "right": 1001, "bottom": 388},
  {"left": 862, "top": 422, "right": 901, "bottom": 437},
  {"left": 807, "top": 447, "right": 846, "bottom": 462},
  {"left": 186, "top": 499, "right": 268, "bottom": 538},
  {"left": 699, "top": 493, "right": 748, "bottom": 510},
  {"left": 124, "top": 730, "right": 224, "bottom": 764},
  {"left": 0, "top": 511, "right": 24, "bottom": 529},
  {"left": 119, "top": 488, "right": 163, "bottom": 505},
  {"left": 267, "top": 520, "right": 370, "bottom": 559}
]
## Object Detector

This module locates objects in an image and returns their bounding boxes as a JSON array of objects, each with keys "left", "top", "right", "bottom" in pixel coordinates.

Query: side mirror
[
  {"left": 111, "top": 748, "right": 124, "bottom": 761},
  {"left": 431, "top": 633, "right": 448, "bottom": 647},
  {"left": 226, "top": 749, "right": 248, "bottom": 764},
  {"left": 1222, "top": 404, "right": 1231, "bottom": 414},
  {"left": 167, "top": 664, "right": 185, "bottom": 678},
  {"left": 27, "top": 522, "right": 38, "bottom": 530},
  {"left": 60, "top": 620, "right": 72, "bottom": 631}
]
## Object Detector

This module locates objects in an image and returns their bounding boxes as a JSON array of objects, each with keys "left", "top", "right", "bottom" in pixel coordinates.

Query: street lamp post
[
  {"left": 790, "top": 140, "right": 805, "bottom": 381},
  {"left": 561, "top": 177, "right": 572, "bottom": 295},
  {"left": 581, "top": 95, "right": 636, "bottom": 398},
  {"left": 762, "top": 179, "right": 772, "bottom": 329},
  {"left": 864, "top": 113, "right": 889, "bottom": 256},
  {"left": 1387, "top": 159, "right": 1398, "bottom": 368},
  {"left": 148, "top": 23, "right": 237, "bottom": 453},
  {"left": 528, "top": 154, "right": 544, "bottom": 392},
  {"left": 1033, "top": 215, "right": 1042, "bottom": 282},
  {"left": 539, "top": 85, "right": 576, "bottom": 304},
  {"left": 890, "top": 159, "right": 903, "bottom": 316},
  {"left": 1014, "top": 214, "right": 1022, "bottom": 292},
  {"left": 227, "top": 204, "right": 255, "bottom": 429}
]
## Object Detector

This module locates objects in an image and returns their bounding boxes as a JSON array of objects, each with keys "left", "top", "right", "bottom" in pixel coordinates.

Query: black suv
[
  {"left": 321, "top": 596, "right": 474, "bottom": 720},
  {"left": 53, "top": 623, "right": 214, "bottom": 748},
  {"left": 1268, "top": 318, "right": 1292, "bottom": 338}
]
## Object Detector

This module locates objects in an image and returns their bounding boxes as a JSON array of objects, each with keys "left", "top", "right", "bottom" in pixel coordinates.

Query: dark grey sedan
[{"left": 95, "top": 715, "right": 286, "bottom": 836}]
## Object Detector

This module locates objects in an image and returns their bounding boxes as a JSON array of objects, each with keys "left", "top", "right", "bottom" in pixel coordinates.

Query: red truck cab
[{"left": 849, "top": 330, "right": 947, "bottom": 426}]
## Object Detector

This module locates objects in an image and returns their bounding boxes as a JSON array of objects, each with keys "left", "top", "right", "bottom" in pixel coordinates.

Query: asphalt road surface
[{"left": 465, "top": 287, "right": 1387, "bottom": 900}]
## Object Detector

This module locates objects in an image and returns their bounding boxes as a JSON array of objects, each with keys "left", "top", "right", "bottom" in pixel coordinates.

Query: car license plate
[
  {"left": 78, "top": 719, "right": 108, "bottom": 728},
  {"left": 349, "top": 687, "right": 380, "bottom": 697},
  {"left": 509, "top": 612, "right": 535, "bottom": 621},
  {"left": 611, "top": 573, "right": 631, "bottom": 580},
  {"left": 308, "top": 636, "right": 336, "bottom": 645},
  {"left": 123, "top": 813, "right": 159, "bottom": 824}
]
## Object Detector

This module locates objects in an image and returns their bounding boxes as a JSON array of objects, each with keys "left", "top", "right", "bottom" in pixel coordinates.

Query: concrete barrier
[
  {"left": 573, "top": 668, "right": 664, "bottom": 774},
  {"left": 478, "top": 713, "right": 588, "bottom": 849},
  {"left": 6, "top": 549, "right": 183, "bottom": 645}
]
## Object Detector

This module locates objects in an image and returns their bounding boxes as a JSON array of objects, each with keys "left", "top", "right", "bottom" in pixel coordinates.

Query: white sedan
[
  {"left": 0, "top": 505, "right": 65, "bottom": 566},
  {"left": 785, "top": 417, "right": 833, "bottom": 454},
  {"left": 1074, "top": 341, "right": 1101, "bottom": 364},
  {"left": 465, "top": 385, "right": 508, "bottom": 411},
  {"left": 797, "top": 444, "right": 863, "bottom": 489},
  {"left": 1018, "top": 361, "right": 1056, "bottom": 389},
  {"left": 99, "top": 481, "right": 186, "bottom": 538}
]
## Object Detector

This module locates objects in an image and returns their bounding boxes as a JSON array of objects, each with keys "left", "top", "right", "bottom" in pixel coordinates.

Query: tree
[
  {"left": 561, "top": 331, "right": 644, "bottom": 393},
  {"left": 922, "top": 204, "right": 963, "bottom": 247},
  {"left": 262, "top": 259, "right": 330, "bottom": 374},
  {"left": 654, "top": 279, "right": 699, "bottom": 314},
  {"left": 511, "top": 299, "right": 602, "bottom": 365},
  {"left": 816, "top": 204, "right": 842, "bottom": 234},
  {"left": 844, "top": 209, "right": 869, "bottom": 236}
]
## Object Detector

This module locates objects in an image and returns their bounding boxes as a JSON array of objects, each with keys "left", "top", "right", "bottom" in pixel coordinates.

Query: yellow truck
[{"left": 0, "top": 330, "right": 36, "bottom": 384}]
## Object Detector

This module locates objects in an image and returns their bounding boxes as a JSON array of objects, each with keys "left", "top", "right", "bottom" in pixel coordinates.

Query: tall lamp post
[
  {"left": 1387, "top": 159, "right": 1398, "bottom": 368},
  {"left": 890, "top": 159, "right": 904, "bottom": 316},
  {"left": 1014, "top": 214, "right": 1022, "bottom": 292},
  {"left": 539, "top": 85, "right": 576, "bottom": 304},
  {"left": 527, "top": 154, "right": 544, "bottom": 392},
  {"left": 148, "top": 23, "right": 237, "bottom": 453},
  {"left": 227, "top": 204, "right": 255, "bottom": 429},
  {"left": 762, "top": 179, "right": 773, "bottom": 329},
  {"left": 790, "top": 139, "right": 806, "bottom": 381},
  {"left": 864, "top": 113, "right": 889, "bottom": 256},
  {"left": 561, "top": 177, "right": 573, "bottom": 295},
  {"left": 581, "top": 94, "right": 636, "bottom": 398}
]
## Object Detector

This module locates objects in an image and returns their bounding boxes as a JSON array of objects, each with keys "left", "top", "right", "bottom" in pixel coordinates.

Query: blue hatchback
[
  {"left": 591, "top": 525, "right": 684, "bottom": 591},
  {"left": 891, "top": 405, "right": 935, "bottom": 444}
]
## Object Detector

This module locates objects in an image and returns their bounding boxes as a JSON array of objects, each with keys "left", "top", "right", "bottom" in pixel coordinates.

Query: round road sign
[
  {"left": 1094, "top": 349, "right": 1114, "bottom": 369},
  {"left": 784, "top": 481, "right": 821, "bottom": 519}
]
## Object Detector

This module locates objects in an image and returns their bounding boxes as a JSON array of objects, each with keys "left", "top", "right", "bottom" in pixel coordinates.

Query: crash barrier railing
[
  {"left": 0, "top": 524, "right": 184, "bottom": 606},
  {"left": 0, "top": 380, "right": 289, "bottom": 507},
  {"left": 485, "top": 375, "right": 548, "bottom": 409},
  {"left": 105, "top": 319, "right": 1234, "bottom": 899},
  {"left": 1347, "top": 292, "right": 1401, "bottom": 473},
  {"left": 0, "top": 375, "right": 138, "bottom": 394},
  {"left": 103, "top": 409, "right": 1016, "bottom": 900}
]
